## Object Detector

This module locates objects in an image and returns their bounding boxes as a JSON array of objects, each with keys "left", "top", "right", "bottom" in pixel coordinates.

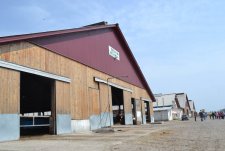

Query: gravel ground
[{"left": 0, "top": 118, "right": 225, "bottom": 151}]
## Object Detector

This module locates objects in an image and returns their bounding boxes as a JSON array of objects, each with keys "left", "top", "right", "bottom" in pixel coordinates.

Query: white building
[
  {"left": 153, "top": 107, "right": 173, "bottom": 121},
  {"left": 176, "top": 93, "right": 191, "bottom": 117},
  {"left": 188, "top": 100, "right": 196, "bottom": 117},
  {"left": 153, "top": 93, "right": 183, "bottom": 121}
]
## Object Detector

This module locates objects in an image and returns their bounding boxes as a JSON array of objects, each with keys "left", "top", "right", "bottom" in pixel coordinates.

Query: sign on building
[{"left": 109, "top": 46, "right": 120, "bottom": 60}]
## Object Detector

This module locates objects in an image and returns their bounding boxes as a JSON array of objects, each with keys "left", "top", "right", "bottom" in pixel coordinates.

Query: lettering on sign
[{"left": 108, "top": 46, "right": 120, "bottom": 60}]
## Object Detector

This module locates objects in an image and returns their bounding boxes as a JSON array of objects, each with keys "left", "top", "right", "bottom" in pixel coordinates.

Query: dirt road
[{"left": 0, "top": 118, "right": 225, "bottom": 151}]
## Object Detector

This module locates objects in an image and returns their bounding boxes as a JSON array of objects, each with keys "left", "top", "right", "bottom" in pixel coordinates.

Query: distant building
[
  {"left": 153, "top": 93, "right": 183, "bottom": 121},
  {"left": 176, "top": 93, "right": 191, "bottom": 117},
  {"left": 153, "top": 107, "right": 173, "bottom": 121},
  {"left": 188, "top": 100, "right": 196, "bottom": 117}
]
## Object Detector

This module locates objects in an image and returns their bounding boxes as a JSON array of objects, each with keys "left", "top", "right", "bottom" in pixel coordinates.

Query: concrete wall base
[
  {"left": 90, "top": 112, "right": 113, "bottom": 130},
  {"left": 124, "top": 113, "right": 133, "bottom": 125},
  {"left": 136, "top": 111, "right": 142, "bottom": 125},
  {"left": 90, "top": 114, "right": 101, "bottom": 130},
  {"left": 151, "top": 115, "right": 155, "bottom": 123},
  {"left": 56, "top": 114, "right": 72, "bottom": 134},
  {"left": 100, "top": 112, "right": 113, "bottom": 127},
  {"left": 0, "top": 114, "right": 19, "bottom": 142},
  {"left": 142, "top": 114, "right": 146, "bottom": 124},
  {"left": 150, "top": 115, "right": 155, "bottom": 123},
  {"left": 71, "top": 120, "right": 90, "bottom": 132}
]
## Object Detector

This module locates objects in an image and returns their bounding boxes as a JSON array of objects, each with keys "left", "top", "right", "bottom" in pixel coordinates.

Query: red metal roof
[
  {"left": 0, "top": 24, "right": 116, "bottom": 44},
  {"left": 0, "top": 23, "right": 156, "bottom": 102}
]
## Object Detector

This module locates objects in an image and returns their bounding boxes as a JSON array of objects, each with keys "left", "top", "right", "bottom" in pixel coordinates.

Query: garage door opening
[
  {"left": 20, "top": 72, "right": 56, "bottom": 136},
  {"left": 144, "top": 101, "right": 150, "bottom": 123},
  {"left": 131, "top": 98, "right": 137, "bottom": 125},
  {"left": 111, "top": 86, "right": 125, "bottom": 125}
]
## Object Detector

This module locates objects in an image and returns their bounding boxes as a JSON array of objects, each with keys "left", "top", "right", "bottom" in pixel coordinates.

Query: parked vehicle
[{"left": 181, "top": 115, "right": 189, "bottom": 121}]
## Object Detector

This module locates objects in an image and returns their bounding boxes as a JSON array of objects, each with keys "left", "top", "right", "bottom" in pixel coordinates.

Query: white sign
[{"left": 109, "top": 46, "right": 120, "bottom": 60}]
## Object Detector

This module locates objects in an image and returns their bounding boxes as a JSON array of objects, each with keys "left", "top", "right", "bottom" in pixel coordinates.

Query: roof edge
[
  {"left": 114, "top": 24, "right": 156, "bottom": 102},
  {"left": 0, "top": 22, "right": 156, "bottom": 102},
  {"left": 0, "top": 24, "right": 117, "bottom": 44}
]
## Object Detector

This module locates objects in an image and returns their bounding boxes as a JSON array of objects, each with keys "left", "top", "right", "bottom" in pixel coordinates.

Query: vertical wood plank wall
[
  {"left": 0, "top": 41, "right": 152, "bottom": 119},
  {"left": 150, "top": 101, "right": 154, "bottom": 116},
  {"left": 55, "top": 81, "right": 71, "bottom": 114},
  {"left": 99, "top": 83, "right": 111, "bottom": 114},
  {"left": 0, "top": 67, "right": 20, "bottom": 114},
  {"left": 88, "top": 88, "right": 100, "bottom": 115},
  {"left": 123, "top": 91, "right": 132, "bottom": 114}
]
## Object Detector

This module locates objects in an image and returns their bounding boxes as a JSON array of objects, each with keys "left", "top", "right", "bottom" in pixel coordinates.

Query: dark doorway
[
  {"left": 111, "top": 86, "right": 124, "bottom": 125},
  {"left": 144, "top": 101, "right": 150, "bottom": 123},
  {"left": 20, "top": 72, "right": 56, "bottom": 135},
  {"left": 131, "top": 98, "right": 137, "bottom": 125}
]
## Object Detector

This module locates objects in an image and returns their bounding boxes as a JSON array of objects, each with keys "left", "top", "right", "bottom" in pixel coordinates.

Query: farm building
[
  {"left": 153, "top": 107, "right": 173, "bottom": 121},
  {"left": 188, "top": 100, "right": 196, "bottom": 117},
  {"left": 176, "top": 93, "right": 191, "bottom": 117},
  {"left": 0, "top": 22, "right": 155, "bottom": 142},
  {"left": 153, "top": 93, "right": 183, "bottom": 121}
]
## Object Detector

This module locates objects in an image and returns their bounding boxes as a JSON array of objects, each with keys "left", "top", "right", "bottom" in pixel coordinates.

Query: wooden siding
[
  {"left": 150, "top": 101, "right": 154, "bottom": 117},
  {"left": 123, "top": 91, "right": 132, "bottom": 114},
  {"left": 56, "top": 81, "right": 70, "bottom": 114},
  {"left": 99, "top": 83, "right": 111, "bottom": 113},
  {"left": 0, "top": 67, "right": 20, "bottom": 114},
  {"left": 0, "top": 41, "right": 152, "bottom": 119},
  {"left": 88, "top": 88, "right": 100, "bottom": 115}
]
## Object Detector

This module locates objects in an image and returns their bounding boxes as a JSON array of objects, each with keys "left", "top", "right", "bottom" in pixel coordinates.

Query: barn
[
  {"left": 153, "top": 107, "right": 173, "bottom": 121},
  {"left": 0, "top": 22, "right": 155, "bottom": 142},
  {"left": 154, "top": 93, "right": 183, "bottom": 120},
  {"left": 176, "top": 93, "right": 191, "bottom": 116}
]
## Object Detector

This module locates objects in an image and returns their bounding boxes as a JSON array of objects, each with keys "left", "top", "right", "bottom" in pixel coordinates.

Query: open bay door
[{"left": 20, "top": 72, "right": 56, "bottom": 135}]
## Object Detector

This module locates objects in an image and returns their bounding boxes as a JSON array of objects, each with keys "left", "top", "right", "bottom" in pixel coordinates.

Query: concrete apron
[{"left": 0, "top": 114, "right": 20, "bottom": 142}]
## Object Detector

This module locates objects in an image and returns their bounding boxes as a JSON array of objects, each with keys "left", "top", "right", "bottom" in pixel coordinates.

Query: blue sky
[{"left": 1, "top": 0, "right": 225, "bottom": 111}]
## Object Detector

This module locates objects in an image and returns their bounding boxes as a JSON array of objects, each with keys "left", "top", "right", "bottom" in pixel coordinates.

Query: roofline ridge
[
  {"left": 0, "top": 24, "right": 117, "bottom": 44},
  {"left": 0, "top": 22, "right": 155, "bottom": 102}
]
